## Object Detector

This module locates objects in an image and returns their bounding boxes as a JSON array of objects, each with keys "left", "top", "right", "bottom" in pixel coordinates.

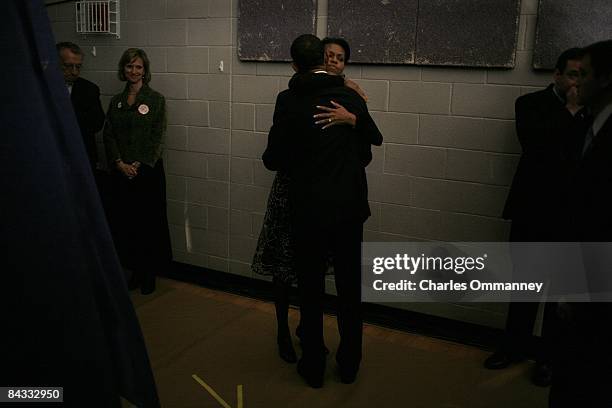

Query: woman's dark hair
[
  {"left": 117, "top": 48, "right": 151, "bottom": 84},
  {"left": 322, "top": 37, "right": 351, "bottom": 63}
]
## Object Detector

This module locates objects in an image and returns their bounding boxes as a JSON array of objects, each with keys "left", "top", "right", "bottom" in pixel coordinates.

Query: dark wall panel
[
  {"left": 416, "top": 0, "right": 521, "bottom": 68},
  {"left": 240, "top": 0, "right": 522, "bottom": 68},
  {"left": 238, "top": 0, "right": 317, "bottom": 61},
  {"left": 534, "top": 0, "right": 612, "bottom": 70},
  {"left": 327, "top": 0, "right": 418, "bottom": 64}
]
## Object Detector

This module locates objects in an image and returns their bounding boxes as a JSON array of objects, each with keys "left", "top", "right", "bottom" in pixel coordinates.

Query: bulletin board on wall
[
  {"left": 414, "top": 0, "right": 521, "bottom": 68},
  {"left": 328, "top": 0, "right": 521, "bottom": 68},
  {"left": 237, "top": 0, "right": 317, "bottom": 62},
  {"left": 238, "top": 0, "right": 522, "bottom": 68},
  {"left": 533, "top": 0, "right": 612, "bottom": 70},
  {"left": 327, "top": 0, "right": 418, "bottom": 64}
]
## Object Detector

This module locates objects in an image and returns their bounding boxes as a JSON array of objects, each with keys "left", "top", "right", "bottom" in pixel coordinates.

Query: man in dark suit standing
[
  {"left": 571, "top": 41, "right": 612, "bottom": 242},
  {"left": 485, "top": 48, "right": 590, "bottom": 386},
  {"left": 549, "top": 40, "right": 612, "bottom": 408},
  {"left": 57, "top": 42, "right": 105, "bottom": 171},
  {"left": 263, "top": 34, "right": 382, "bottom": 388}
]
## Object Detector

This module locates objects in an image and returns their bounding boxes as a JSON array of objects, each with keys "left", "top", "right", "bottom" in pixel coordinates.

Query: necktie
[{"left": 581, "top": 126, "right": 595, "bottom": 157}]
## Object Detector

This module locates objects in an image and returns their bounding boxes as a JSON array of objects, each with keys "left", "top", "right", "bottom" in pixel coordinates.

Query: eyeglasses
[{"left": 62, "top": 63, "right": 82, "bottom": 71}]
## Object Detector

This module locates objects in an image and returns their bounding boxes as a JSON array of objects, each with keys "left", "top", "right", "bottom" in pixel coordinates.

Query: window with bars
[{"left": 75, "top": 0, "right": 120, "bottom": 38}]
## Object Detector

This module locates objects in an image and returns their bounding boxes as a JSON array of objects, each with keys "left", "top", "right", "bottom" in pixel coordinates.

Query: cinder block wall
[{"left": 48, "top": 0, "right": 550, "bottom": 327}]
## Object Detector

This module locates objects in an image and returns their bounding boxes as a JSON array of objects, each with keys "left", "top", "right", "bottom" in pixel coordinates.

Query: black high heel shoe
[{"left": 277, "top": 333, "right": 297, "bottom": 363}]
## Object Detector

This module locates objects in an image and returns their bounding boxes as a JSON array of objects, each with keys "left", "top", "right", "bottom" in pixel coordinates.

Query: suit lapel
[
  {"left": 592, "top": 116, "right": 612, "bottom": 148},
  {"left": 583, "top": 116, "right": 612, "bottom": 161}
]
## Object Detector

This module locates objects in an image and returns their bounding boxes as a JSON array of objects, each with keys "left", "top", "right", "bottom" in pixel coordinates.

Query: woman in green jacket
[{"left": 104, "top": 48, "right": 172, "bottom": 295}]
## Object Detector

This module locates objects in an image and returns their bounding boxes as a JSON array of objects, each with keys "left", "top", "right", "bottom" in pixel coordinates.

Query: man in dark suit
[
  {"left": 549, "top": 40, "right": 612, "bottom": 408},
  {"left": 263, "top": 34, "right": 382, "bottom": 388},
  {"left": 571, "top": 41, "right": 612, "bottom": 241},
  {"left": 486, "top": 48, "right": 590, "bottom": 386},
  {"left": 57, "top": 42, "right": 105, "bottom": 170}
]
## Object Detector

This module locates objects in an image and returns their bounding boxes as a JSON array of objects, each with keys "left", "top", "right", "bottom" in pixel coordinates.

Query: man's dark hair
[
  {"left": 56, "top": 41, "right": 83, "bottom": 56},
  {"left": 322, "top": 37, "right": 351, "bottom": 63},
  {"left": 582, "top": 40, "right": 612, "bottom": 79},
  {"left": 290, "top": 34, "right": 324, "bottom": 73},
  {"left": 554, "top": 47, "right": 583, "bottom": 73}
]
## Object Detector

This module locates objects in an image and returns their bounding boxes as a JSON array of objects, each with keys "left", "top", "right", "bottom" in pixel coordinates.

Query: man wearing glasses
[
  {"left": 486, "top": 48, "right": 590, "bottom": 388},
  {"left": 57, "top": 42, "right": 105, "bottom": 171}
]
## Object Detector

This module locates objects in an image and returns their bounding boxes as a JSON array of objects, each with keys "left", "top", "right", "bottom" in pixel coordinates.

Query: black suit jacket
[
  {"left": 503, "top": 84, "right": 589, "bottom": 237},
  {"left": 570, "top": 114, "right": 612, "bottom": 241},
  {"left": 559, "top": 114, "right": 612, "bottom": 402},
  {"left": 71, "top": 77, "right": 105, "bottom": 167},
  {"left": 263, "top": 72, "right": 383, "bottom": 227}
]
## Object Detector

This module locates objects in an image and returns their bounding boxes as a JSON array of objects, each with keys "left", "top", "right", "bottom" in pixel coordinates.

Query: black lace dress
[{"left": 252, "top": 171, "right": 295, "bottom": 283}]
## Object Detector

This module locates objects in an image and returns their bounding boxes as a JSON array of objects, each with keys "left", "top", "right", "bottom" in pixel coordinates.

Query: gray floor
[{"left": 129, "top": 278, "right": 548, "bottom": 407}]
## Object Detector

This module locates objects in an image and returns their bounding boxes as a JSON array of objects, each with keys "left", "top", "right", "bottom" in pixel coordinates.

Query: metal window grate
[{"left": 75, "top": 0, "right": 120, "bottom": 38}]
